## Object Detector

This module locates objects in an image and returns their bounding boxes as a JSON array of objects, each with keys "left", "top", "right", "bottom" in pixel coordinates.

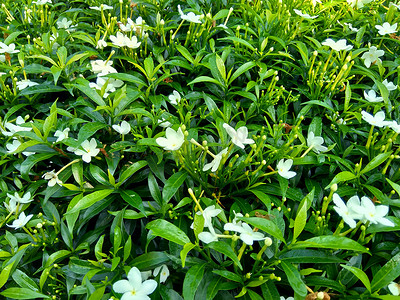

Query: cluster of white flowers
[
  {"left": 109, "top": 32, "right": 141, "bottom": 49},
  {"left": 119, "top": 17, "right": 147, "bottom": 34},
  {"left": 89, "top": 59, "right": 123, "bottom": 98},
  {"left": 5, "top": 192, "right": 34, "bottom": 229}
]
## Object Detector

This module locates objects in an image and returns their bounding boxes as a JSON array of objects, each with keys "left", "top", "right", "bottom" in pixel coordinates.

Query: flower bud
[
  {"left": 265, "top": 237, "right": 272, "bottom": 246},
  {"left": 330, "top": 183, "right": 338, "bottom": 192}
]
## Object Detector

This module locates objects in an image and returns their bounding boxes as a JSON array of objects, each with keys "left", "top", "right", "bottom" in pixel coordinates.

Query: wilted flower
[
  {"left": 7, "top": 212, "right": 33, "bottom": 229},
  {"left": 74, "top": 138, "right": 100, "bottom": 163},
  {"left": 293, "top": 9, "right": 318, "bottom": 19},
  {"left": 223, "top": 123, "right": 255, "bottom": 149},
  {"left": 42, "top": 170, "right": 63, "bottom": 187},
  {"left": 364, "top": 90, "right": 383, "bottom": 103},
  {"left": 156, "top": 127, "right": 185, "bottom": 151},
  {"left": 322, "top": 38, "right": 353, "bottom": 51},
  {"left": 54, "top": 128, "right": 70, "bottom": 143},
  {"left": 307, "top": 132, "right": 328, "bottom": 153},
  {"left": 178, "top": 5, "right": 202, "bottom": 23},
  {"left": 277, "top": 159, "right": 296, "bottom": 179},
  {"left": 382, "top": 79, "right": 397, "bottom": 91},
  {"left": 113, "top": 267, "right": 157, "bottom": 300},
  {"left": 361, "top": 46, "right": 384, "bottom": 68},
  {"left": 112, "top": 121, "right": 131, "bottom": 135},
  {"left": 16, "top": 79, "right": 39, "bottom": 90},
  {"left": 375, "top": 22, "right": 398, "bottom": 35},
  {"left": 203, "top": 148, "right": 228, "bottom": 172},
  {"left": 333, "top": 194, "right": 363, "bottom": 228},
  {"left": 168, "top": 90, "right": 181, "bottom": 105},
  {"left": 361, "top": 111, "right": 390, "bottom": 127},
  {"left": 153, "top": 265, "right": 169, "bottom": 283}
]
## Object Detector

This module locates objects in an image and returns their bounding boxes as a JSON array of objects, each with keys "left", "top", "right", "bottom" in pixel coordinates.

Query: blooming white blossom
[
  {"left": 16, "top": 79, "right": 39, "bottom": 90},
  {"left": 280, "top": 297, "right": 295, "bottom": 300},
  {"left": 96, "top": 39, "right": 107, "bottom": 49},
  {"left": 90, "top": 60, "right": 117, "bottom": 76},
  {"left": 224, "top": 222, "right": 265, "bottom": 245},
  {"left": 112, "top": 121, "right": 131, "bottom": 135},
  {"left": 322, "top": 39, "right": 353, "bottom": 51},
  {"left": 89, "top": 77, "right": 124, "bottom": 98},
  {"left": 382, "top": 79, "right": 397, "bottom": 91},
  {"left": 7, "top": 191, "right": 33, "bottom": 204},
  {"left": 7, "top": 212, "right": 33, "bottom": 229},
  {"left": 119, "top": 18, "right": 136, "bottom": 32},
  {"left": 178, "top": 5, "right": 202, "bottom": 23},
  {"left": 54, "top": 128, "right": 70, "bottom": 143},
  {"left": 42, "top": 170, "right": 63, "bottom": 187},
  {"left": 361, "top": 111, "right": 391, "bottom": 127},
  {"left": 361, "top": 46, "right": 384, "bottom": 68},
  {"left": 0, "top": 42, "right": 19, "bottom": 54},
  {"left": 32, "top": 0, "right": 51, "bottom": 4},
  {"left": 168, "top": 90, "right": 181, "bottom": 105},
  {"left": 332, "top": 194, "right": 364, "bottom": 228},
  {"left": 74, "top": 138, "right": 100, "bottom": 163},
  {"left": 110, "top": 31, "right": 128, "bottom": 47},
  {"left": 1, "top": 117, "right": 32, "bottom": 137},
  {"left": 56, "top": 17, "right": 73, "bottom": 29},
  {"left": 125, "top": 36, "right": 141, "bottom": 49},
  {"left": 113, "top": 267, "right": 157, "bottom": 300},
  {"left": 203, "top": 148, "right": 228, "bottom": 172},
  {"left": 359, "top": 197, "right": 394, "bottom": 226},
  {"left": 6, "top": 140, "right": 34, "bottom": 156},
  {"left": 344, "top": 23, "right": 359, "bottom": 32},
  {"left": 364, "top": 90, "right": 383, "bottom": 103},
  {"left": 389, "top": 121, "right": 400, "bottom": 134},
  {"left": 223, "top": 123, "right": 255, "bottom": 149},
  {"left": 293, "top": 9, "right": 318, "bottom": 19},
  {"left": 89, "top": 4, "right": 113, "bottom": 11},
  {"left": 277, "top": 159, "right": 296, "bottom": 179},
  {"left": 307, "top": 132, "right": 328, "bottom": 153},
  {"left": 197, "top": 205, "right": 222, "bottom": 229},
  {"left": 347, "top": 0, "right": 372, "bottom": 8},
  {"left": 375, "top": 22, "right": 398, "bottom": 35},
  {"left": 153, "top": 265, "right": 169, "bottom": 283},
  {"left": 388, "top": 282, "right": 400, "bottom": 296},
  {"left": 156, "top": 127, "right": 185, "bottom": 151},
  {"left": 198, "top": 226, "right": 219, "bottom": 244},
  {"left": 157, "top": 118, "right": 172, "bottom": 128},
  {"left": 4, "top": 199, "right": 17, "bottom": 213}
]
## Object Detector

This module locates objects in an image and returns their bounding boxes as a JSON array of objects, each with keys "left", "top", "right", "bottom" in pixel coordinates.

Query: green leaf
[
  {"left": 0, "top": 261, "right": 15, "bottom": 289},
  {"left": 239, "top": 217, "right": 286, "bottom": 244},
  {"left": 133, "top": 252, "right": 169, "bottom": 270},
  {"left": 87, "top": 286, "right": 105, "bottom": 300},
  {"left": 20, "top": 153, "right": 56, "bottom": 181},
  {"left": 280, "top": 249, "right": 345, "bottom": 263},
  {"left": 360, "top": 152, "right": 392, "bottom": 175},
  {"left": 325, "top": 171, "right": 356, "bottom": 189},
  {"left": 146, "top": 219, "right": 190, "bottom": 246},
  {"left": 206, "top": 277, "right": 223, "bottom": 300},
  {"left": 70, "top": 79, "right": 106, "bottom": 106},
  {"left": 44, "top": 250, "right": 71, "bottom": 268},
  {"left": 120, "top": 190, "right": 145, "bottom": 214},
  {"left": 117, "top": 160, "right": 148, "bottom": 187},
  {"left": 162, "top": 171, "right": 187, "bottom": 204},
  {"left": 340, "top": 264, "right": 371, "bottom": 292},
  {"left": 293, "top": 189, "right": 313, "bottom": 243},
  {"left": 219, "top": 36, "right": 255, "bottom": 51},
  {"left": 183, "top": 264, "right": 206, "bottom": 300},
  {"left": 148, "top": 172, "right": 162, "bottom": 206},
  {"left": 207, "top": 241, "right": 243, "bottom": 270},
  {"left": 212, "top": 270, "right": 243, "bottom": 283},
  {"left": 228, "top": 61, "right": 256, "bottom": 85},
  {"left": 12, "top": 269, "right": 39, "bottom": 291},
  {"left": 66, "top": 190, "right": 113, "bottom": 215},
  {"left": 176, "top": 44, "right": 195, "bottom": 64},
  {"left": 292, "top": 236, "right": 369, "bottom": 253},
  {"left": 371, "top": 252, "right": 400, "bottom": 292},
  {"left": 187, "top": 76, "right": 224, "bottom": 87},
  {"left": 281, "top": 261, "right": 307, "bottom": 298},
  {"left": 107, "top": 73, "right": 147, "bottom": 86},
  {"left": 180, "top": 242, "right": 196, "bottom": 268},
  {"left": 215, "top": 54, "right": 226, "bottom": 81},
  {"left": 77, "top": 122, "right": 107, "bottom": 144},
  {"left": 0, "top": 288, "right": 50, "bottom": 299},
  {"left": 18, "top": 84, "right": 66, "bottom": 96}
]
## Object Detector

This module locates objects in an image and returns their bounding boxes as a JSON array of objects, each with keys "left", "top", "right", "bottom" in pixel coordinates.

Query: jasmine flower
[
  {"left": 203, "top": 148, "right": 228, "bottom": 172},
  {"left": 364, "top": 90, "right": 383, "bottom": 103},
  {"left": 277, "top": 159, "right": 296, "bottom": 179},
  {"left": 112, "top": 121, "right": 131, "bottom": 135},
  {"left": 375, "top": 22, "right": 397, "bottom": 35},
  {"left": 156, "top": 127, "right": 185, "bottom": 151},
  {"left": 113, "top": 267, "right": 157, "bottom": 300},
  {"left": 322, "top": 38, "right": 353, "bottom": 51},
  {"left": 7, "top": 212, "right": 33, "bottom": 229},
  {"left": 74, "top": 138, "right": 100, "bottom": 163},
  {"left": 361, "top": 46, "right": 384, "bottom": 68},
  {"left": 223, "top": 123, "right": 255, "bottom": 149}
]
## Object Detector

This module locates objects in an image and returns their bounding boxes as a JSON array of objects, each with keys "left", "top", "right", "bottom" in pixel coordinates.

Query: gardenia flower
[
  {"left": 16, "top": 79, "right": 39, "bottom": 90},
  {"left": 112, "top": 121, "right": 131, "bottom": 135},
  {"left": 361, "top": 111, "right": 390, "bottom": 127},
  {"left": 153, "top": 265, "right": 169, "bottom": 283},
  {"left": 198, "top": 225, "right": 219, "bottom": 244},
  {"left": 54, "top": 128, "right": 70, "bottom": 143},
  {"left": 375, "top": 22, "right": 398, "bottom": 35},
  {"left": 223, "top": 123, "right": 255, "bottom": 149},
  {"left": 382, "top": 79, "right": 397, "bottom": 91},
  {"left": 277, "top": 159, "right": 296, "bottom": 179},
  {"left": 74, "top": 138, "right": 100, "bottom": 163},
  {"left": 7, "top": 212, "right": 33, "bottom": 229},
  {"left": 90, "top": 60, "right": 117, "bottom": 76},
  {"left": 388, "top": 282, "right": 400, "bottom": 296},
  {"left": 7, "top": 191, "right": 33, "bottom": 204},
  {"left": 0, "top": 42, "right": 20, "bottom": 54},
  {"left": 203, "top": 148, "right": 228, "bottom": 172},
  {"left": 156, "top": 127, "right": 185, "bottom": 151},
  {"left": 198, "top": 205, "right": 222, "bottom": 228},
  {"left": 364, "top": 90, "right": 383, "bottom": 103},
  {"left": 322, "top": 39, "right": 353, "bottom": 51},
  {"left": 89, "top": 77, "right": 124, "bottom": 98},
  {"left": 359, "top": 197, "right": 394, "bottom": 226},
  {"left": 42, "top": 170, "right": 63, "bottom": 187},
  {"left": 113, "top": 267, "right": 157, "bottom": 300},
  {"left": 293, "top": 9, "right": 318, "bottom": 19},
  {"left": 224, "top": 222, "right": 265, "bottom": 245},
  {"left": 168, "top": 90, "right": 181, "bottom": 105},
  {"left": 332, "top": 194, "right": 364, "bottom": 228},
  {"left": 178, "top": 5, "right": 202, "bottom": 23},
  {"left": 89, "top": 4, "right": 113, "bottom": 10},
  {"left": 361, "top": 46, "right": 384, "bottom": 68},
  {"left": 307, "top": 132, "right": 328, "bottom": 153},
  {"left": 56, "top": 17, "right": 72, "bottom": 29}
]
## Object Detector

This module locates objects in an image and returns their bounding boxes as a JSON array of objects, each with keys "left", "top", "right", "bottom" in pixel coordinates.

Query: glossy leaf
[
  {"left": 183, "top": 264, "right": 206, "bottom": 300},
  {"left": 146, "top": 219, "right": 191, "bottom": 246}
]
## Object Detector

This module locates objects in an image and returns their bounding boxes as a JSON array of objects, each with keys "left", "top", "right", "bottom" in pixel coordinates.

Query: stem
[
  {"left": 365, "top": 125, "right": 375, "bottom": 150},
  {"left": 301, "top": 145, "right": 313, "bottom": 157}
]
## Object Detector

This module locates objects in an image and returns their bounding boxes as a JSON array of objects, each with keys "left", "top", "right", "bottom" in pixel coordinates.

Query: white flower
[
  {"left": 293, "top": 9, "right": 318, "bottom": 19},
  {"left": 6, "top": 140, "right": 34, "bottom": 156},
  {"left": 56, "top": 17, "right": 72, "bottom": 29},
  {"left": 32, "top": 0, "right": 51, "bottom": 4},
  {"left": 198, "top": 205, "right": 222, "bottom": 228},
  {"left": 153, "top": 265, "right": 169, "bottom": 283},
  {"left": 307, "top": 132, "right": 328, "bottom": 153},
  {"left": 178, "top": 5, "right": 202, "bottom": 23},
  {"left": 388, "top": 282, "right": 400, "bottom": 296},
  {"left": 361, "top": 46, "right": 384, "bottom": 68},
  {"left": 224, "top": 222, "right": 265, "bottom": 245},
  {"left": 280, "top": 297, "right": 295, "bottom": 300},
  {"left": 0, "top": 42, "right": 20, "bottom": 54},
  {"left": 203, "top": 148, "right": 228, "bottom": 172},
  {"left": 277, "top": 159, "right": 296, "bottom": 179},
  {"left": 91, "top": 60, "right": 117, "bottom": 76},
  {"left": 16, "top": 79, "right": 39, "bottom": 90},
  {"left": 382, "top": 79, "right": 397, "bottom": 91},
  {"left": 112, "top": 121, "right": 131, "bottom": 135},
  {"left": 54, "top": 128, "right": 70, "bottom": 143},
  {"left": 113, "top": 267, "right": 157, "bottom": 300},
  {"left": 344, "top": 23, "right": 359, "bottom": 32},
  {"left": 4, "top": 199, "right": 17, "bottom": 213},
  {"left": 375, "top": 22, "right": 398, "bottom": 35},
  {"left": 96, "top": 39, "right": 107, "bottom": 49},
  {"left": 74, "top": 138, "right": 100, "bottom": 163},
  {"left": 1, "top": 118, "right": 32, "bottom": 136},
  {"left": 168, "top": 90, "right": 181, "bottom": 105},
  {"left": 110, "top": 31, "right": 127, "bottom": 47},
  {"left": 361, "top": 111, "right": 391, "bottom": 127},
  {"left": 223, "top": 123, "right": 255, "bottom": 149},
  {"left": 389, "top": 121, "right": 400, "bottom": 133},
  {"left": 89, "top": 4, "right": 113, "bottom": 10},
  {"left": 359, "top": 197, "right": 394, "bottom": 226},
  {"left": 347, "top": 0, "right": 372, "bottom": 8},
  {"left": 156, "top": 127, "right": 185, "bottom": 151},
  {"left": 7, "top": 212, "right": 33, "bottom": 229},
  {"left": 364, "top": 90, "right": 383, "bottom": 103},
  {"left": 157, "top": 118, "right": 172, "bottom": 128},
  {"left": 119, "top": 18, "right": 136, "bottom": 32},
  {"left": 141, "top": 271, "right": 152, "bottom": 281},
  {"left": 126, "top": 35, "right": 141, "bottom": 49},
  {"left": 7, "top": 192, "right": 33, "bottom": 204},
  {"left": 198, "top": 227, "right": 219, "bottom": 244},
  {"left": 42, "top": 170, "right": 63, "bottom": 187},
  {"left": 332, "top": 194, "right": 364, "bottom": 228},
  {"left": 89, "top": 77, "right": 124, "bottom": 98},
  {"left": 322, "top": 39, "right": 353, "bottom": 51}
]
